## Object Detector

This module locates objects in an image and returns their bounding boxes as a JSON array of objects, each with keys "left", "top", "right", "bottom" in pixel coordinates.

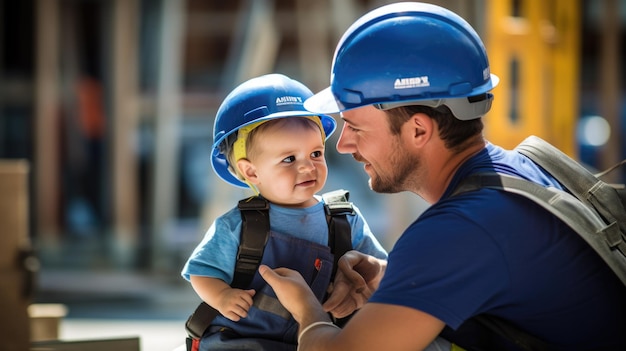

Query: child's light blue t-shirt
[{"left": 181, "top": 198, "right": 387, "bottom": 283}]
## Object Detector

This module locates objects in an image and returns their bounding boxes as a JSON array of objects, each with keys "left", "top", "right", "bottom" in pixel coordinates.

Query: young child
[{"left": 181, "top": 74, "right": 387, "bottom": 350}]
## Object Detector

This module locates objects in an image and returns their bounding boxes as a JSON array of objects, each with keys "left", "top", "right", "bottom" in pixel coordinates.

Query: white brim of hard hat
[{"left": 304, "top": 87, "right": 342, "bottom": 114}]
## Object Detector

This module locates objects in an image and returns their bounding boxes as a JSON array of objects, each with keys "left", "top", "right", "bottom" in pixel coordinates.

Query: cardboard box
[
  {"left": 0, "top": 160, "right": 31, "bottom": 351},
  {"left": 28, "top": 304, "right": 68, "bottom": 342}
]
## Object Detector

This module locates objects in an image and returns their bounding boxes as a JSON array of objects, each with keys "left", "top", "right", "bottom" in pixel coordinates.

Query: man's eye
[{"left": 282, "top": 156, "right": 295, "bottom": 163}]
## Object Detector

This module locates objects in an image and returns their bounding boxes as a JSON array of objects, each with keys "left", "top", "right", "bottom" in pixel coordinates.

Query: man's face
[{"left": 336, "top": 105, "right": 417, "bottom": 193}]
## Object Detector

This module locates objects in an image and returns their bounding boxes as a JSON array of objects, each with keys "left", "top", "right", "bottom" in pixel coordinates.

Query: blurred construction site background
[{"left": 0, "top": 0, "right": 624, "bottom": 350}]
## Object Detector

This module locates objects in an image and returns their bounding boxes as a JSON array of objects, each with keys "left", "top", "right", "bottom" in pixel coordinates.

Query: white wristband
[{"left": 297, "top": 321, "right": 340, "bottom": 346}]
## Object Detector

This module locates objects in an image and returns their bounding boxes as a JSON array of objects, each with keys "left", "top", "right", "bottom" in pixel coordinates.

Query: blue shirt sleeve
[
  {"left": 180, "top": 206, "right": 241, "bottom": 283},
  {"left": 349, "top": 204, "right": 388, "bottom": 260}
]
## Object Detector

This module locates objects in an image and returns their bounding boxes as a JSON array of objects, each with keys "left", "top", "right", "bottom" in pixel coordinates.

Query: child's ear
[{"left": 236, "top": 159, "right": 260, "bottom": 185}]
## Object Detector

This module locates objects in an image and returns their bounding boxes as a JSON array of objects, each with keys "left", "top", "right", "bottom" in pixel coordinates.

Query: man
[{"left": 259, "top": 2, "right": 626, "bottom": 351}]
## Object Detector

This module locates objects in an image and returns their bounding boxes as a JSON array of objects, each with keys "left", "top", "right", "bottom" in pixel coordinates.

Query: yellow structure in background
[{"left": 485, "top": 0, "right": 580, "bottom": 156}]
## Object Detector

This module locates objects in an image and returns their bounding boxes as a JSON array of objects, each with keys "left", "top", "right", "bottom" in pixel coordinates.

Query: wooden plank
[
  {"left": 31, "top": 337, "right": 140, "bottom": 351},
  {"left": 0, "top": 160, "right": 32, "bottom": 351},
  {"left": 111, "top": 0, "right": 140, "bottom": 258},
  {"left": 599, "top": 0, "right": 622, "bottom": 181},
  {"left": 28, "top": 304, "right": 68, "bottom": 342},
  {"left": 150, "top": 0, "right": 186, "bottom": 269},
  {"left": 34, "top": 0, "right": 61, "bottom": 241}
]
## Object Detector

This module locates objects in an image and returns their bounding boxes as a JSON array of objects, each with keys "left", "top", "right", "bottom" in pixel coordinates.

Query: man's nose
[{"left": 336, "top": 123, "right": 354, "bottom": 154}]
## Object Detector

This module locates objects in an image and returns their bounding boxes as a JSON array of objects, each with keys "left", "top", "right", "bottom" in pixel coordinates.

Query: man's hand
[
  {"left": 259, "top": 265, "right": 328, "bottom": 324},
  {"left": 323, "top": 251, "right": 387, "bottom": 318}
]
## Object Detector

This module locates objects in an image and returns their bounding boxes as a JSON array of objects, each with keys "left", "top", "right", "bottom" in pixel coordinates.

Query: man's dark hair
[{"left": 384, "top": 104, "right": 484, "bottom": 153}]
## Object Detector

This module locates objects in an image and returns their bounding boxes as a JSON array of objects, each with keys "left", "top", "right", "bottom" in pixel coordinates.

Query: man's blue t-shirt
[{"left": 369, "top": 143, "right": 626, "bottom": 350}]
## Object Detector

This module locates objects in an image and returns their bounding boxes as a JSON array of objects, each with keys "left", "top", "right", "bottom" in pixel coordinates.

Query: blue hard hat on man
[{"left": 304, "top": 2, "right": 500, "bottom": 120}]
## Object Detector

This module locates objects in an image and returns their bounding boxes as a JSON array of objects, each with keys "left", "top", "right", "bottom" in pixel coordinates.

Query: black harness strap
[
  {"left": 185, "top": 196, "right": 270, "bottom": 340},
  {"left": 232, "top": 196, "right": 270, "bottom": 288},
  {"left": 185, "top": 302, "right": 219, "bottom": 340},
  {"left": 322, "top": 190, "right": 354, "bottom": 278},
  {"left": 321, "top": 190, "right": 355, "bottom": 327}
]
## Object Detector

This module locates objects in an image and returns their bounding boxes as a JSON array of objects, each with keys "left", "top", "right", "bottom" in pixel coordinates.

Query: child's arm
[{"left": 190, "top": 275, "right": 256, "bottom": 322}]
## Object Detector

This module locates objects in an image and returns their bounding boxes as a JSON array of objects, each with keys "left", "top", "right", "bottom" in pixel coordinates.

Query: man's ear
[
  {"left": 236, "top": 159, "right": 260, "bottom": 185},
  {"left": 404, "top": 112, "right": 434, "bottom": 147}
]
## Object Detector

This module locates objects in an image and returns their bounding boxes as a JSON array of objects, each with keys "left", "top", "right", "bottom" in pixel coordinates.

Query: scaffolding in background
[{"left": 0, "top": 0, "right": 622, "bottom": 273}]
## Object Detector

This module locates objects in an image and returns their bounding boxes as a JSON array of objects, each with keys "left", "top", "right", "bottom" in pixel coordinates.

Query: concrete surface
[
  {"left": 35, "top": 269, "right": 202, "bottom": 351},
  {"left": 61, "top": 318, "right": 186, "bottom": 351}
]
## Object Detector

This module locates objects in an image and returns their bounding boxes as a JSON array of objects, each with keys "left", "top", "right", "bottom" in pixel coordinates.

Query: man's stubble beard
[{"left": 369, "top": 139, "right": 418, "bottom": 194}]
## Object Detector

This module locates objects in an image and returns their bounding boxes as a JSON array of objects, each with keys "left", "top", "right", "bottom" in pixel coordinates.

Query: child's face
[{"left": 240, "top": 119, "right": 328, "bottom": 207}]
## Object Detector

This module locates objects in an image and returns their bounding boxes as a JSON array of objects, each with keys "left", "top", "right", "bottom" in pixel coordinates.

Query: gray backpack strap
[
  {"left": 452, "top": 136, "right": 626, "bottom": 351},
  {"left": 515, "top": 135, "right": 626, "bottom": 245},
  {"left": 453, "top": 172, "right": 626, "bottom": 286}
]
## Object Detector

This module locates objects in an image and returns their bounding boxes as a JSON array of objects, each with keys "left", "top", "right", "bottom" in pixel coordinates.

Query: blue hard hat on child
[
  {"left": 212, "top": 73, "right": 337, "bottom": 188},
  {"left": 304, "top": 2, "right": 499, "bottom": 120}
]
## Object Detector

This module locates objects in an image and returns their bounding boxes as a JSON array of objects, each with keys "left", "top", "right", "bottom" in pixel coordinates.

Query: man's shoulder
[{"left": 419, "top": 188, "right": 559, "bottom": 249}]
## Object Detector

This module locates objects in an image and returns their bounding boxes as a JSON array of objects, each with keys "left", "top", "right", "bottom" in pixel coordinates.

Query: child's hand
[{"left": 216, "top": 288, "right": 256, "bottom": 321}]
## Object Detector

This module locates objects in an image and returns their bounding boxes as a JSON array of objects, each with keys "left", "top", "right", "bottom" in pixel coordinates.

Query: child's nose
[{"left": 298, "top": 159, "right": 315, "bottom": 172}]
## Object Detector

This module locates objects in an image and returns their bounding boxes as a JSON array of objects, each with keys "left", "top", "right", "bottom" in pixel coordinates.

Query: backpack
[
  {"left": 184, "top": 189, "right": 355, "bottom": 350},
  {"left": 449, "top": 135, "right": 626, "bottom": 350}
]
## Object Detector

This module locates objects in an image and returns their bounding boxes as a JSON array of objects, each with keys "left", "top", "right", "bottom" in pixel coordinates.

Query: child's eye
[
  {"left": 282, "top": 156, "right": 296, "bottom": 163},
  {"left": 311, "top": 150, "right": 323, "bottom": 158}
]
